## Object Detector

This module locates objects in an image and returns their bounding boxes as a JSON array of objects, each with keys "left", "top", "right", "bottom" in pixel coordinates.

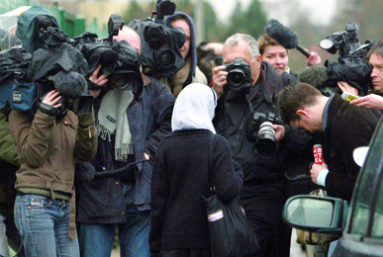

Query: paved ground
[
  {"left": 110, "top": 229, "right": 307, "bottom": 257},
  {"left": 111, "top": 247, "right": 119, "bottom": 257},
  {"left": 290, "top": 228, "right": 307, "bottom": 257}
]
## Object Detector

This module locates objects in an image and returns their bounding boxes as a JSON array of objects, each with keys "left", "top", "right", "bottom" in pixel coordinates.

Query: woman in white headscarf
[{"left": 149, "top": 83, "right": 243, "bottom": 257}]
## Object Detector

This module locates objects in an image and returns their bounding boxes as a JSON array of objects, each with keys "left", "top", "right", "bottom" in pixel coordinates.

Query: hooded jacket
[
  {"left": 16, "top": 5, "right": 59, "bottom": 54},
  {"left": 165, "top": 12, "right": 207, "bottom": 96}
]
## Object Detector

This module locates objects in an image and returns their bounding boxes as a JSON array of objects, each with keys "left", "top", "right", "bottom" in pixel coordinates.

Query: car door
[{"left": 333, "top": 118, "right": 383, "bottom": 257}]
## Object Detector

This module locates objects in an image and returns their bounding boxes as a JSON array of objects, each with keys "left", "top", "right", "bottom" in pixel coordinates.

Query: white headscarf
[{"left": 171, "top": 83, "right": 217, "bottom": 133}]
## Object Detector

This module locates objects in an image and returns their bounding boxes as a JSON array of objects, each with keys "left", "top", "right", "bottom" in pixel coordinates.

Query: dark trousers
[
  {"left": 159, "top": 249, "right": 211, "bottom": 257},
  {"left": 241, "top": 182, "right": 291, "bottom": 257},
  {"left": 0, "top": 210, "right": 25, "bottom": 257}
]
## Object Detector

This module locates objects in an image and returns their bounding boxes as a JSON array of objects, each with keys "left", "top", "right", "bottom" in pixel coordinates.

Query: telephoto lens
[{"left": 255, "top": 121, "right": 277, "bottom": 158}]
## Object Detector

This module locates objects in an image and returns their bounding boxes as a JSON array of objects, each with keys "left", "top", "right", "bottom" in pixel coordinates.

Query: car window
[
  {"left": 350, "top": 121, "right": 383, "bottom": 235},
  {"left": 372, "top": 177, "right": 383, "bottom": 237}
]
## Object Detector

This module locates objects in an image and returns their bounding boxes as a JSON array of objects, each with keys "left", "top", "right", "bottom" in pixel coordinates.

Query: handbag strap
[{"left": 208, "top": 134, "right": 216, "bottom": 195}]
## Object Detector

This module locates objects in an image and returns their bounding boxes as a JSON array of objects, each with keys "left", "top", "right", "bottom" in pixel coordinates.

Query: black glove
[{"left": 38, "top": 102, "right": 59, "bottom": 116}]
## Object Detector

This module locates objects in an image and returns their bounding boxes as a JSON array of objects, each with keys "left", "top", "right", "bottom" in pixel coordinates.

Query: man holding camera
[
  {"left": 212, "top": 33, "right": 306, "bottom": 257},
  {"left": 278, "top": 82, "right": 380, "bottom": 202},
  {"left": 163, "top": 12, "right": 207, "bottom": 97},
  {"left": 76, "top": 26, "right": 175, "bottom": 257},
  {"left": 350, "top": 39, "right": 383, "bottom": 110}
]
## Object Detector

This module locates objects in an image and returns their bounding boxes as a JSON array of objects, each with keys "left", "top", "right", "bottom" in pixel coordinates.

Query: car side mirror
[{"left": 283, "top": 195, "right": 348, "bottom": 236}]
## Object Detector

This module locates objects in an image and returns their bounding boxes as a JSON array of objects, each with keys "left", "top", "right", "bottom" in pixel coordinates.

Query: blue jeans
[
  {"left": 78, "top": 182, "right": 150, "bottom": 257},
  {"left": 14, "top": 194, "right": 80, "bottom": 257}
]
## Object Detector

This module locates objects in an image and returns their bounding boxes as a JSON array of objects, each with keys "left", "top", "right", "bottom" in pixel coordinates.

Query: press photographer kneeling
[{"left": 212, "top": 33, "right": 312, "bottom": 257}]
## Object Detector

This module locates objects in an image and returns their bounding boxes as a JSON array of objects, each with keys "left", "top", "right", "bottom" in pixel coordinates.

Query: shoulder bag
[{"left": 203, "top": 134, "right": 259, "bottom": 257}]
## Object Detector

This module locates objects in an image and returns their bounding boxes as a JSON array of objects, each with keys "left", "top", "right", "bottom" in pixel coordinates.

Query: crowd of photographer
[{"left": 1, "top": 1, "right": 383, "bottom": 257}]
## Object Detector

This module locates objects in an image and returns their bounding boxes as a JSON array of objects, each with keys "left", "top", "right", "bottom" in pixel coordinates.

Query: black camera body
[
  {"left": 1, "top": 7, "right": 93, "bottom": 116},
  {"left": 224, "top": 58, "right": 252, "bottom": 91},
  {"left": 129, "top": 0, "right": 186, "bottom": 79},
  {"left": 319, "top": 22, "right": 361, "bottom": 57},
  {"left": 107, "top": 14, "right": 124, "bottom": 41},
  {"left": 318, "top": 22, "right": 375, "bottom": 96},
  {"left": 247, "top": 112, "right": 280, "bottom": 159},
  {"left": 75, "top": 15, "right": 144, "bottom": 98}
]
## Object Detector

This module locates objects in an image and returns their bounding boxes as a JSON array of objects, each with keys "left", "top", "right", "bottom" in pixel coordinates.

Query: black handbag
[{"left": 203, "top": 134, "right": 259, "bottom": 257}]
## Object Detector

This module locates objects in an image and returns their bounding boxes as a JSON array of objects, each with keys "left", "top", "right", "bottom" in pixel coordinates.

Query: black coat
[
  {"left": 150, "top": 129, "right": 243, "bottom": 254},
  {"left": 76, "top": 76, "right": 174, "bottom": 223},
  {"left": 324, "top": 94, "right": 380, "bottom": 202},
  {"left": 213, "top": 62, "right": 308, "bottom": 192}
]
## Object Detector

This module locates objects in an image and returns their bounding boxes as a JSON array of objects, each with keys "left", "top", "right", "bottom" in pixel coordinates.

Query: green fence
[{"left": 0, "top": 0, "right": 107, "bottom": 38}]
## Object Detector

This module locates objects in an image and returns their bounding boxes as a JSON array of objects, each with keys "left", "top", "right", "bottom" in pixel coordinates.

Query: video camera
[
  {"left": 224, "top": 58, "right": 252, "bottom": 91},
  {"left": 320, "top": 22, "right": 362, "bottom": 57},
  {"left": 0, "top": 6, "right": 92, "bottom": 116},
  {"left": 316, "top": 22, "right": 376, "bottom": 96},
  {"left": 129, "top": 0, "right": 186, "bottom": 78},
  {"left": 247, "top": 111, "right": 281, "bottom": 159},
  {"left": 75, "top": 15, "right": 143, "bottom": 98}
]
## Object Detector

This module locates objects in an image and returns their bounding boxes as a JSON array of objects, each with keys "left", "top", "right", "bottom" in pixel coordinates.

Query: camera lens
[
  {"left": 114, "top": 73, "right": 128, "bottom": 90},
  {"left": 158, "top": 49, "right": 175, "bottom": 68},
  {"left": 255, "top": 121, "right": 277, "bottom": 158},
  {"left": 112, "top": 71, "right": 136, "bottom": 90},
  {"left": 227, "top": 69, "right": 245, "bottom": 90}
]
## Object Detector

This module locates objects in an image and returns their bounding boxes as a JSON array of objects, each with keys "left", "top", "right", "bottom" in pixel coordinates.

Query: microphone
[
  {"left": 341, "top": 92, "right": 359, "bottom": 102},
  {"left": 52, "top": 71, "right": 88, "bottom": 98},
  {"left": 265, "top": 19, "right": 310, "bottom": 58},
  {"left": 313, "top": 144, "right": 323, "bottom": 165},
  {"left": 298, "top": 65, "right": 329, "bottom": 88},
  {"left": 75, "top": 161, "right": 96, "bottom": 181}
]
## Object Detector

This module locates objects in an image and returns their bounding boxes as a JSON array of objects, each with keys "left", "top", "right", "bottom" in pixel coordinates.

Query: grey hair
[{"left": 224, "top": 33, "right": 260, "bottom": 61}]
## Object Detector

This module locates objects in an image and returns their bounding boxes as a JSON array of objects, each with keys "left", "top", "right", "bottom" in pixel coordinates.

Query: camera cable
[{"left": 93, "top": 159, "right": 149, "bottom": 178}]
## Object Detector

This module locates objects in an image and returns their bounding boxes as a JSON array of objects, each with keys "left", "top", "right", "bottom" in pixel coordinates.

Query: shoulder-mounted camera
[
  {"left": 128, "top": 0, "right": 186, "bottom": 79},
  {"left": 75, "top": 15, "right": 143, "bottom": 99}
]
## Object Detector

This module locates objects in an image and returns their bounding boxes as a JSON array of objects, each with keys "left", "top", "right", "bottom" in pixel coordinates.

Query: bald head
[{"left": 114, "top": 25, "right": 141, "bottom": 54}]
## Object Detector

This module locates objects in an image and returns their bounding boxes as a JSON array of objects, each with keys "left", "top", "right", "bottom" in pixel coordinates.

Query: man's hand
[
  {"left": 306, "top": 51, "right": 321, "bottom": 66},
  {"left": 271, "top": 124, "right": 285, "bottom": 142},
  {"left": 212, "top": 65, "right": 228, "bottom": 99},
  {"left": 89, "top": 64, "right": 108, "bottom": 98},
  {"left": 350, "top": 94, "right": 383, "bottom": 110},
  {"left": 338, "top": 81, "right": 359, "bottom": 96},
  {"left": 310, "top": 162, "right": 328, "bottom": 185},
  {"left": 144, "top": 153, "right": 150, "bottom": 160}
]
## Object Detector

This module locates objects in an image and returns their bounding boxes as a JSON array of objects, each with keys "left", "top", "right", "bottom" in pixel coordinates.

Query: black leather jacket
[{"left": 213, "top": 62, "right": 310, "bottom": 192}]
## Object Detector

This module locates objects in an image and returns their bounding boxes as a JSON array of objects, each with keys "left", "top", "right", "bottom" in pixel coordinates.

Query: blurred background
[
  {"left": 2, "top": 0, "right": 383, "bottom": 74},
  {"left": 1, "top": 1, "right": 382, "bottom": 256}
]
